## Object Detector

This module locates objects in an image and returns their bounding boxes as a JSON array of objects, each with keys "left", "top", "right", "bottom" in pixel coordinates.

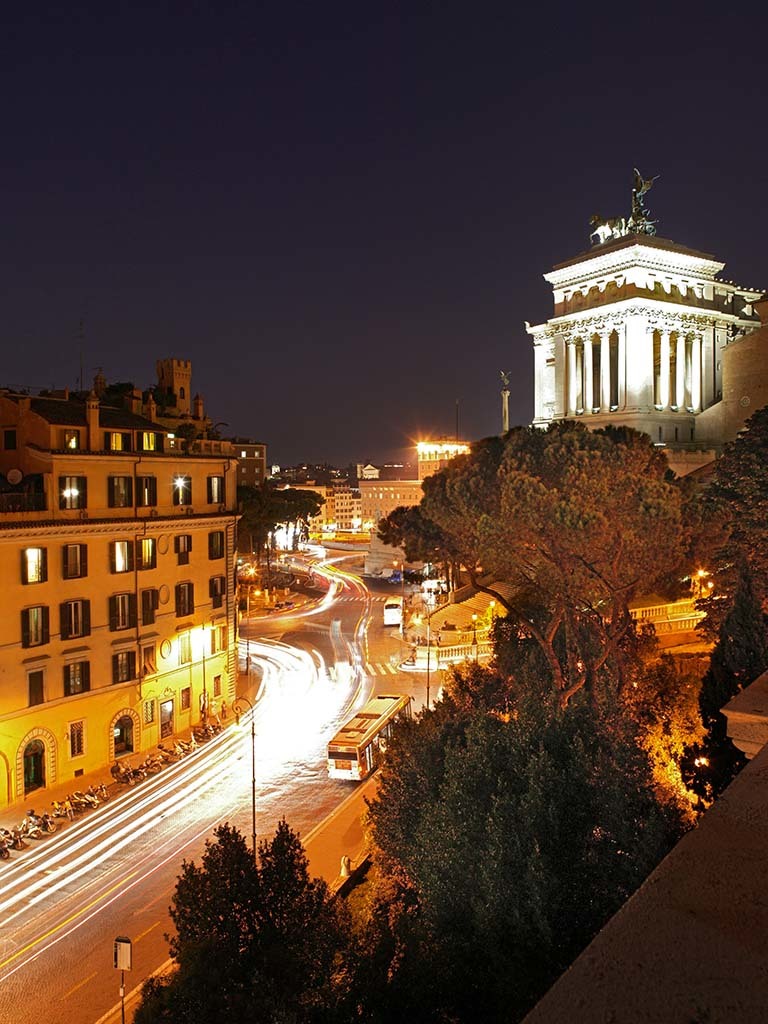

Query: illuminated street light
[{"left": 234, "top": 695, "right": 257, "bottom": 861}]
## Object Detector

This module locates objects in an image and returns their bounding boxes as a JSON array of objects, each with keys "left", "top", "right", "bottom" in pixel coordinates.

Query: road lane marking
[
  {"left": 0, "top": 870, "right": 139, "bottom": 971},
  {"left": 135, "top": 920, "right": 162, "bottom": 942},
  {"left": 63, "top": 969, "right": 98, "bottom": 999}
]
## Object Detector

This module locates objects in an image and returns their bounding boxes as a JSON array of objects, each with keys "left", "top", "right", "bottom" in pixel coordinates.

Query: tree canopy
[
  {"left": 238, "top": 482, "right": 325, "bottom": 559},
  {"left": 412, "top": 422, "right": 685, "bottom": 703},
  {"left": 134, "top": 821, "right": 350, "bottom": 1024},
  {"left": 364, "top": 696, "right": 679, "bottom": 1022}
]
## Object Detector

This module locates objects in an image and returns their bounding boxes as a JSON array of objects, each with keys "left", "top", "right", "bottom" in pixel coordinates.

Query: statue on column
[
  {"left": 500, "top": 371, "right": 510, "bottom": 434},
  {"left": 628, "top": 168, "right": 659, "bottom": 235}
]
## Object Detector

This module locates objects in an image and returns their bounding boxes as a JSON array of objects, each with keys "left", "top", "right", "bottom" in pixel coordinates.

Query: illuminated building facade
[
  {"left": 0, "top": 388, "right": 239, "bottom": 809},
  {"left": 416, "top": 439, "right": 470, "bottom": 481},
  {"left": 527, "top": 231, "right": 765, "bottom": 475}
]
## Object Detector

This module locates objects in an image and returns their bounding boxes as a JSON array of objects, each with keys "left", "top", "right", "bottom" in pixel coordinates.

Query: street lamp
[
  {"left": 393, "top": 558, "right": 406, "bottom": 636},
  {"left": 471, "top": 613, "right": 478, "bottom": 662},
  {"left": 234, "top": 696, "right": 257, "bottom": 861}
]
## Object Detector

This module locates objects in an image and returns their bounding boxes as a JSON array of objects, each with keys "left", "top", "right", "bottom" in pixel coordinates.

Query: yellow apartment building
[{"left": 0, "top": 387, "right": 239, "bottom": 809}]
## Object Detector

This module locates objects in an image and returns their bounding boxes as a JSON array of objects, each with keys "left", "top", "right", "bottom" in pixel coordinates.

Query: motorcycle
[
  {"left": 139, "top": 754, "right": 164, "bottom": 774},
  {"left": 111, "top": 760, "right": 140, "bottom": 785},
  {"left": 0, "top": 835, "right": 10, "bottom": 860},
  {"left": 52, "top": 798, "right": 76, "bottom": 819},
  {"left": 18, "top": 814, "right": 45, "bottom": 841},
  {"left": 87, "top": 783, "right": 109, "bottom": 803},
  {"left": 69, "top": 790, "right": 97, "bottom": 811},
  {"left": 28, "top": 810, "right": 56, "bottom": 834},
  {"left": 0, "top": 826, "right": 28, "bottom": 851},
  {"left": 176, "top": 735, "right": 198, "bottom": 754},
  {"left": 157, "top": 743, "right": 180, "bottom": 764}
]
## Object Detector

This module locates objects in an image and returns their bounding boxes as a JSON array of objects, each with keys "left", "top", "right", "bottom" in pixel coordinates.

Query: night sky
[{"left": 3, "top": 4, "right": 767, "bottom": 466}]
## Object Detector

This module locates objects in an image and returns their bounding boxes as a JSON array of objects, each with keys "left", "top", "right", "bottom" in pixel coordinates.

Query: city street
[{"left": 0, "top": 554, "right": 422, "bottom": 1024}]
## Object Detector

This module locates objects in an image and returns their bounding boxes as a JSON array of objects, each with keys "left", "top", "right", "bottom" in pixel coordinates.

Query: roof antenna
[{"left": 455, "top": 399, "right": 460, "bottom": 442}]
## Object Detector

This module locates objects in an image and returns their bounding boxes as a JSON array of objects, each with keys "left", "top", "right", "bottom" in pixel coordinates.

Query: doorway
[
  {"left": 114, "top": 715, "right": 134, "bottom": 755},
  {"left": 24, "top": 739, "right": 45, "bottom": 793},
  {"left": 160, "top": 699, "right": 174, "bottom": 739}
]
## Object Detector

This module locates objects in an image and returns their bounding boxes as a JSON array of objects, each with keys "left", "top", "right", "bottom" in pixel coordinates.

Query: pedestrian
[{"left": 221, "top": 699, "right": 227, "bottom": 721}]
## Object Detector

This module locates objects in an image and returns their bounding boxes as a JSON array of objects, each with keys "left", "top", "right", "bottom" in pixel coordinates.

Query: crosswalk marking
[{"left": 365, "top": 662, "right": 400, "bottom": 676}]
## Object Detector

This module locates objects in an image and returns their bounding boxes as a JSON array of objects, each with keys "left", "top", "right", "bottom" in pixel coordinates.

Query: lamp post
[
  {"left": 393, "top": 558, "right": 406, "bottom": 637},
  {"left": 201, "top": 623, "right": 208, "bottom": 723},
  {"left": 471, "top": 613, "right": 478, "bottom": 662},
  {"left": 233, "top": 696, "right": 257, "bottom": 861}
]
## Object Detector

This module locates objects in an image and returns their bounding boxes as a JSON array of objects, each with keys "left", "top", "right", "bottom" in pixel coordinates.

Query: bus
[
  {"left": 327, "top": 693, "right": 412, "bottom": 780},
  {"left": 383, "top": 595, "right": 403, "bottom": 626}
]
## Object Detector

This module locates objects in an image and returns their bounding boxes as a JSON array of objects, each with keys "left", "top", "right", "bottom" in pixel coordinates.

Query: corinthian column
[
  {"left": 567, "top": 341, "right": 577, "bottom": 415},
  {"left": 675, "top": 333, "right": 686, "bottom": 409},
  {"left": 600, "top": 332, "right": 611, "bottom": 411},
  {"left": 659, "top": 331, "right": 670, "bottom": 409},
  {"left": 690, "top": 335, "right": 701, "bottom": 412},
  {"left": 583, "top": 338, "right": 593, "bottom": 413}
]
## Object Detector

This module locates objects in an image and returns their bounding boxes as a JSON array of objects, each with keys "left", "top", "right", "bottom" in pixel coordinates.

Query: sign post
[{"left": 114, "top": 936, "right": 132, "bottom": 1024}]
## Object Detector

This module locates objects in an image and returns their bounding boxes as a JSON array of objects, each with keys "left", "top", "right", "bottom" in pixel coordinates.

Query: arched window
[
  {"left": 24, "top": 739, "right": 45, "bottom": 793},
  {"left": 114, "top": 715, "right": 134, "bottom": 755},
  {"left": 179, "top": 387, "right": 186, "bottom": 400}
]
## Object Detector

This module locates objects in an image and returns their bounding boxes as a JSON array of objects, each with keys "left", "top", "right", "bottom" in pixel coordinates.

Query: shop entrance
[{"left": 160, "top": 699, "right": 174, "bottom": 739}]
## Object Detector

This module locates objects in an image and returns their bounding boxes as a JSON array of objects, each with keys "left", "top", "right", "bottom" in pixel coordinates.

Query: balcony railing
[{"left": 0, "top": 493, "right": 47, "bottom": 513}]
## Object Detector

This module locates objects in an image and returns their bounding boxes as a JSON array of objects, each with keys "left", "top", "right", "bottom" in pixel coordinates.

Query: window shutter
[
  {"left": 61, "top": 546, "right": 68, "bottom": 578},
  {"left": 153, "top": 588, "right": 160, "bottom": 609},
  {"left": 21, "top": 610, "right": 30, "bottom": 647},
  {"left": 128, "top": 651, "right": 137, "bottom": 679},
  {"left": 207, "top": 478, "right": 213, "bottom": 503},
  {"left": 108, "top": 478, "right": 116, "bottom": 506},
  {"left": 41, "top": 547, "right": 48, "bottom": 582},
  {"left": 83, "top": 661, "right": 91, "bottom": 691},
  {"left": 41, "top": 606, "right": 49, "bottom": 644},
  {"left": 189, "top": 583, "right": 195, "bottom": 614},
  {"left": 81, "top": 544, "right": 88, "bottom": 576},
  {"left": 175, "top": 585, "right": 182, "bottom": 617},
  {"left": 82, "top": 600, "right": 91, "bottom": 637},
  {"left": 108, "top": 596, "right": 117, "bottom": 631},
  {"left": 208, "top": 533, "right": 215, "bottom": 559},
  {"left": 20, "top": 550, "right": 28, "bottom": 584},
  {"left": 126, "top": 542, "right": 134, "bottom": 572},
  {"left": 58, "top": 477, "right": 66, "bottom": 510},
  {"left": 80, "top": 478, "right": 87, "bottom": 507},
  {"left": 60, "top": 602, "right": 70, "bottom": 641},
  {"left": 109, "top": 544, "right": 116, "bottom": 573},
  {"left": 128, "top": 594, "right": 137, "bottom": 628},
  {"left": 112, "top": 654, "right": 119, "bottom": 684}
]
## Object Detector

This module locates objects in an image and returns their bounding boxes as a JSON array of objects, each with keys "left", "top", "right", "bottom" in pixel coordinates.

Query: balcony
[{"left": 0, "top": 492, "right": 47, "bottom": 513}]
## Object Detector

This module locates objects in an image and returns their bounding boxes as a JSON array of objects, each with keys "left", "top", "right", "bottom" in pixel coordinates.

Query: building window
[
  {"left": 172, "top": 475, "right": 192, "bottom": 505},
  {"left": 108, "top": 476, "right": 134, "bottom": 508},
  {"left": 213, "top": 674, "right": 222, "bottom": 697},
  {"left": 60, "top": 599, "right": 91, "bottom": 640},
  {"left": 178, "top": 631, "right": 192, "bottom": 665},
  {"left": 21, "top": 547, "right": 48, "bottom": 584},
  {"left": 63, "top": 430, "right": 80, "bottom": 450},
  {"left": 207, "top": 476, "right": 225, "bottom": 504},
  {"left": 110, "top": 540, "right": 134, "bottom": 573},
  {"left": 208, "top": 531, "right": 224, "bottom": 559},
  {"left": 4, "top": 429, "right": 17, "bottom": 450},
  {"left": 59, "top": 475, "right": 87, "bottom": 510},
  {"left": 69, "top": 720, "right": 85, "bottom": 758},
  {"left": 105, "top": 431, "right": 131, "bottom": 451},
  {"left": 141, "top": 588, "right": 159, "bottom": 626},
  {"left": 64, "top": 660, "right": 90, "bottom": 696},
  {"left": 137, "top": 538, "right": 157, "bottom": 571},
  {"left": 112, "top": 650, "right": 137, "bottom": 684},
  {"left": 210, "top": 624, "right": 226, "bottom": 654},
  {"left": 137, "top": 476, "right": 157, "bottom": 507},
  {"left": 62, "top": 543, "right": 88, "bottom": 579},
  {"left": 210, "top": 576, "right": 226, "bottom": 609},
  {"left": 28, "top": 669, "right": 44, "bottom": 706},
  {"left": 143, "top": 699, "right": 155, "bottom": 725},
  {"left": 142, "top": 644, "right": 157, "bottom": 677},
  {"left": 21, "top": 606, "right": 49, "bottom": 647},
  {"left": 174, "top": 534, "right": 192, "bottom": 565},
  {"left": 175, "top": 582, "right": 194, "bottom": 617},
  {"left": 181, "top": 686, "right": 191, "bottom": 711},
  {"left": 140, "top": 431, "right": 157, "bottom": 451},
  {"left": 109, "top": 593, "right": 137, "bottom": 631}
]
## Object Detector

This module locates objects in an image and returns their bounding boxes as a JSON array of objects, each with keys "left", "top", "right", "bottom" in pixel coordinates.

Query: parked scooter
[
  {"left": 156, "top": 743, "right": 180, "bottom": 764},
  {"left": 87, "top": 783, "right": 109, "bottom": 803},
  {"left": 51, "top": 798, "right": 75, "bottom": 820},
  {"left": 0, "top": 826, "right": 28, "bottom": 850},
  {"left": 0, "top": 834, "right": 11, "bottom": 859},
  {"left": 176, "top": 735, "right": 198, "bottom": 754},
  {"left": 28, "top": 809, "right": 56, "bottom": 834},
  {"left": 18, "top": 813, "right": 45, "bottom": 841}
]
